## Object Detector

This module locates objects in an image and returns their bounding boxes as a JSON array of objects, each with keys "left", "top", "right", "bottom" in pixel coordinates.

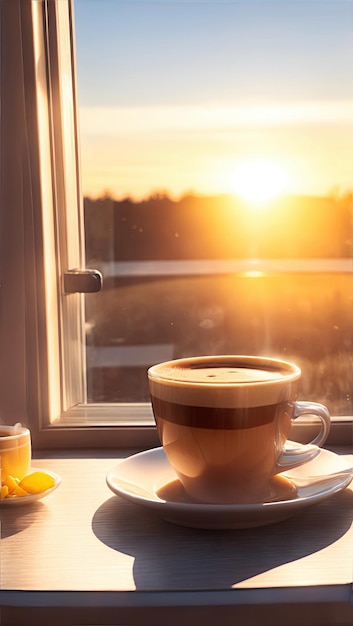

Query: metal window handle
[{"left": 63, "top": 269, "right": 103, "bottom": 294}]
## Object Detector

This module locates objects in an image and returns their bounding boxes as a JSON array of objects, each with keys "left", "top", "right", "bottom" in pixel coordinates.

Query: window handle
[{"left": 63, "top": 269, "right": 103, "bottom": 294}]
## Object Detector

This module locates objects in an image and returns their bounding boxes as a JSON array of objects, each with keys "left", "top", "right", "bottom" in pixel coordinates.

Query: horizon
[{"left": 83, "top": 188, "right": 353, "bottom": 204}]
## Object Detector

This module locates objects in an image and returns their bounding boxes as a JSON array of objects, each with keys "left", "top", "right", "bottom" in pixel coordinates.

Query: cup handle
[
  {"left": 275, "top": 400, "right": 331, "bottom": 473},
  {"left": 292, "top": 400, "right": 331, "bottom": 447}
]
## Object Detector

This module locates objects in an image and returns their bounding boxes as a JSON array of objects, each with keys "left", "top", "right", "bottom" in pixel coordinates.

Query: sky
[{"left": 74, "top": 0, "right": 353, "bottom": 201}]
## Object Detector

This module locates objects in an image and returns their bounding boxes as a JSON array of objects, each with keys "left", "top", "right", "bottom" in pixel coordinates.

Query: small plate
[
  {"left": 0, "top": 469, "right": 61, "bottom": 506},
  {"left": 106, "top": 446, "right": 353, "bottom": 529}
]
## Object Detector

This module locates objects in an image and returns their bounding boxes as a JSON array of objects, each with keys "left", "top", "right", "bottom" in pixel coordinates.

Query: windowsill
[
  {"left": 1, "top": 445, "right": 353, "bottom": 625},
  {"left": 30, "top": 412, "right": 353, "bottom": 450}
]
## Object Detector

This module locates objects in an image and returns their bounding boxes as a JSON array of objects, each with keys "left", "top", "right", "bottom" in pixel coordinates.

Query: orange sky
[{"left": 79, "top": 99, "right": 353, "bottom": 201}]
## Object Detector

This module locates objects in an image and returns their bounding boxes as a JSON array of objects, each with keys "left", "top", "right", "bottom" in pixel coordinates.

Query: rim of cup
[
  {"left": 0, "top": 425, "right": 30, "bottom": 440},
  {"left": 148, "top": 355, "right": 301, "bottom": 389}
]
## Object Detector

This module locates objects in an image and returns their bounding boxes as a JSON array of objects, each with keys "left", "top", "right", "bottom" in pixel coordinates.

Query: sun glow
[{"left": 231, "top": 159, "right": 289, "bottom": 205}]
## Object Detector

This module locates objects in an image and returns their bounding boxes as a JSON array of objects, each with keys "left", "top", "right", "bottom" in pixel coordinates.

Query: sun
[{"left": 231, "top": 158, "right": 288, "bottom": 205}]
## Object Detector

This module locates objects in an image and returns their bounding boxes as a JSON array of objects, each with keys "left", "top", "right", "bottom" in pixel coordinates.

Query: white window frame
[
  {"left": 0, "top": 0, "right": 156, "bottom": 450},
  {"left": 0, "top": 0, "right": 351, "bottom": 451}
]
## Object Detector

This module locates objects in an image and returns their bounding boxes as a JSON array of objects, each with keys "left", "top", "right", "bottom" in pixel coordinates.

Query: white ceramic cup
[
  {"left": 0, "top": 424, "right": 31, "bottom": 482},
  {"left": 148, "top": 355, "right": 331, "bottom": 504}
]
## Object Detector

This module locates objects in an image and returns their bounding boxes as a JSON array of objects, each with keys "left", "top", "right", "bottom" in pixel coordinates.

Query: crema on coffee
[{"left": 148, "top": 356, "right": 300, "bottom": 410}]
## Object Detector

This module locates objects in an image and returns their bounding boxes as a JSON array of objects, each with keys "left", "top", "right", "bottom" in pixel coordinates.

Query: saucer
[
  {"left": 106, "top": 446, "right": 353, "bottom": 529},
  {"left": 0, "top": 469, "right": 61, "bottom": 506}
]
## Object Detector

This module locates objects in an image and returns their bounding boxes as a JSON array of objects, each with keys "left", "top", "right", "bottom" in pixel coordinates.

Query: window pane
[{"left": 75, "top": 0, "right": 353, "bottom": 415}]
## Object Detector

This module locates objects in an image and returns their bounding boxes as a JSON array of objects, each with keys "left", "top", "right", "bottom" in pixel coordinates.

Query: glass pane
[{"left": 75, "top": 0, "right": 353, "bottom": 415}]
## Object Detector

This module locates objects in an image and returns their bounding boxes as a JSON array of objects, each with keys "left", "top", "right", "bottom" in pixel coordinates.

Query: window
[{"left": 0, "top": 0, "right": 352, "bottom": 448}]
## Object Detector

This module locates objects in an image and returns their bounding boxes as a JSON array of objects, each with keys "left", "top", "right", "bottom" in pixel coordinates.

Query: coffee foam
[
  {"left": 148, "top": 356, "right": 300, "bottom": 408},
  {"left": 156, "top": 365, "right": 285, "bottom": 384}
]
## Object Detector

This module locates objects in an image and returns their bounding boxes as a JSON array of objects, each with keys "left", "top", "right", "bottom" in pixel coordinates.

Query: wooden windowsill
[{"left": 1, "top": 446, "right": 353, "bottom": 625}]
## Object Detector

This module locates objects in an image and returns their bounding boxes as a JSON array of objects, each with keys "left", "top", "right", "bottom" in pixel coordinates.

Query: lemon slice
[
  {"left": 12, "top": 484, "right": 28, "bottom": 497},
  {"left": 2, "top": 475, "right": 20, "bottom": 494},
  {"left": 19, "top": 471, "right": 56, "bottom": 494},
  {"left": 0, "top": 485, "right": 9, "bottom": 500},
  {"left": 1, "top": 475, "right": 27, "bottom": 498}
]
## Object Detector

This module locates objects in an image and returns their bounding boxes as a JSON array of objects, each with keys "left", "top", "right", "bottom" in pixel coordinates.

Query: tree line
[{"left": 84, "top": 192, "right": 353, "bottom": 263}]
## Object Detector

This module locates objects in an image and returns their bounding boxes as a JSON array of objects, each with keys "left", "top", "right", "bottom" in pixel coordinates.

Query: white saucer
[
  {"left": 0, "top": 469, "right": 61, "bottom": 506},
  {"left": 106, "top": 446, "right": 353, "bottom": 529}
]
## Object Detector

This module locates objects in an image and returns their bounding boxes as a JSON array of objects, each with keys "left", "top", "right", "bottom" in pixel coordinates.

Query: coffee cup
[
  {"left": 0, "top": 424, "right": 31, "bottom": 483},
  {"left": 148, "top": 355, "right": 331, "bottom": 504}
]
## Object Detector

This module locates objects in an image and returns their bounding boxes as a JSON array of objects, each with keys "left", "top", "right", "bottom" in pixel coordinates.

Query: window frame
[{"left": 0, "top": 0, "right": 351, "bottom": 451}]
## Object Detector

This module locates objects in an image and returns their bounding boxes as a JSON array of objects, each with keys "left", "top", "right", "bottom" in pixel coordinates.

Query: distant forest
[{"left": 84, "top": 192, "right": 353, "bottom": 263}]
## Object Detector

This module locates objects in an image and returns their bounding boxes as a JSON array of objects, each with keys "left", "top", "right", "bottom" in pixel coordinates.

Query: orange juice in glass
[{"left": 0, "top": 425, "right": 31, "bottom": 482}]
